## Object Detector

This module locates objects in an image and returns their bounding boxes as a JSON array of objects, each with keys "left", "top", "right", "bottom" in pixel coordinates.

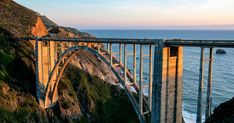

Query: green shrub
[{"left": 62, "top": 64, "right": 139, "bottom": 123}]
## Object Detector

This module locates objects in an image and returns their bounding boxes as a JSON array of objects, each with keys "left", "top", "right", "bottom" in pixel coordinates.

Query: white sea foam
[
  {"left": 183, "top": 110, "right": 196, "bottom": 123},
  {"left": 183, "top": 110, "right": 205, "bottom": 123}
]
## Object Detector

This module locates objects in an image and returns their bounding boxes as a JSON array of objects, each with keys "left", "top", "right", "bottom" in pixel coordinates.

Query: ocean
[{"left": 83, "top": 30, "right": 234, "bottom": 123}]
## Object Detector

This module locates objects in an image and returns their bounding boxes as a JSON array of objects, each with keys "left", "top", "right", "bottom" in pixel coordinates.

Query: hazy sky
[{"left": 15, "top": 0, "right": 234, "bottom": 29}]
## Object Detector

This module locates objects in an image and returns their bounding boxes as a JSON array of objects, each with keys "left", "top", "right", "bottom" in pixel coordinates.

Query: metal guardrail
[
  {"left": 17, "top": 37, "right": 234, "bottom": 47},
  {"left": 165, "top": 39, "right": 234, "bottom": 48}
]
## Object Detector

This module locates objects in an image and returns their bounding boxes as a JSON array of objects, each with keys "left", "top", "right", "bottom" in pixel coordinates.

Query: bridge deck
[
  {"left": 165, "top": 39, "right": 234, "bottom": 48},
  {"left": 19, "top": 37, "right": 234, "bottom": 48}
]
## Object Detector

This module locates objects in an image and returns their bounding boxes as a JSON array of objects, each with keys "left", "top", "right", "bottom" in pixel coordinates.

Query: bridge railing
[{"left": 30, "top": 37, "right": 158, "bottom": 123}]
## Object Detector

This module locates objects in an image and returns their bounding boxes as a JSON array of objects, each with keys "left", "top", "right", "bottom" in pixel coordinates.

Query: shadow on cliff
[{"left": 0, "top": 27, "right": 36, "bottom": 96}]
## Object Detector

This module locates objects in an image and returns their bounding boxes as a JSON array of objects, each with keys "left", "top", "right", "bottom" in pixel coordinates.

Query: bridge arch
[{"left": 43, "top": 45, "right": 146, "bottom": 122}]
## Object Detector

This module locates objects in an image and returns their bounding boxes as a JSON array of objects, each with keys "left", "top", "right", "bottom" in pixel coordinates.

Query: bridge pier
[
  {"left": 35, "top": 39, "right": 57, "bottom": 108},
  {"left": 151, "top": 40, "right": 183, "bottom": 123},
  {"left": 197, "top": 48, "right": 205, "bottom": 123},
  {"left": 205, "top": 48, "right": 213, "bottom": 119}
]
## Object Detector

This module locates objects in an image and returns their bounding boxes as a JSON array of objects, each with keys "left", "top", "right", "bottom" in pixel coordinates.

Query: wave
[{"left": 183, "top": 110, "right": 205, "bottom": 123}]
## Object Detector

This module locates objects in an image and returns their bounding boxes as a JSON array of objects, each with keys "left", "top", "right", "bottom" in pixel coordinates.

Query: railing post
[
  {"left": 124, "top": 44, "right": 127, "bottom": 83},
  {"left": 139, "top": 44, "right": 143, "bottom": 114},
  {"left": 149, "top": 45, "right": 153, "bottom": 111},
  {"left": 54, "top": 42, "right": 58, "bottom": 76},
  {"left": 110, "top": 43, "right": 113, "bottom": 66},
  {"left": 61, "top": 42, "right": 64, "bottom": 63},
  {"left": 41, "top": 40, "right": 44, "bottom": 85},
  {"left": 119, "top": 43, "right": 122, "bottom": 65},
  {"left": 47, "top": 41, "right": 51, "bottom": 74},
  {"left": 151, "top": 40, "right": 164, "bottom": 123},
  {"left": 61, "top": 42, "right": 64, "bottom": 53},
  {"left": 107, "top": 43, "right": 109, "bottom": 53},
  {"left": 206, "top": 47, "right": 213, "bottom": 119},
  {"left": 133, "top": 44, "right": 137, "bottom": 84},
  {"left": 196, "top": 47, "right": 205, "bottom": 123}
]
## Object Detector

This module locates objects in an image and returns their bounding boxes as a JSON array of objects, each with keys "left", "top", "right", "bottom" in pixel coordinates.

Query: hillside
[
  {"left": 39, "top": 14, "right": 94, "bottom": 38},
  {"left": 0, "top": 0, "right": 138, "bottom": 122},
  {"left": 39, "top": 15, "right": 58, "bottom": 28},
  {"left": 0, "top": 0, "right": 37, "bottom": 36}
]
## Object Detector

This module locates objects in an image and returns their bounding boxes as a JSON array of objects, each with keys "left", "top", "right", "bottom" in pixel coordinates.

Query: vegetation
[
  {"left": 0, "top": 27, "right": 36, "bottom": 94},
  {"left": 0, "top": 27, "right": 47, "bottom": 123},
  {"left": 58, "top": 64, "right": 139, "bottom": 123}
]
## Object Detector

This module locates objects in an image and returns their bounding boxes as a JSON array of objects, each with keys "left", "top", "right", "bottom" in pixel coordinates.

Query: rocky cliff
[
  {"left": 205, "top": 97, "right": 234, "bottom": 123},
  {"left": 0, "top": 0, "right": 138, "bottom": 122}
]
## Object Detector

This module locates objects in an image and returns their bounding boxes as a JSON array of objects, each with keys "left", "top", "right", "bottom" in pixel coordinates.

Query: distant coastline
[{"left": 78, "top": 25, "right": 234, "bottom": 30}]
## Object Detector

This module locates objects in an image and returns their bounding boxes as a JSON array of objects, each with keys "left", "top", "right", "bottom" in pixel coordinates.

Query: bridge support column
[
  {"left": 205, "top": 48, "right": 213, "bottom": 119},
  {"left": 35, "top": 39, "right": 57, "bottom": 108},
  {"left": 149, "top": 45, "right": 153, "bottom": 111},
  {"left": 133, "top": 44, "right": 137, "bottom": 84},
  {"left": 110, "top": 43, "right": 113, "bottom": 65},
  {"left": 119, "top": 44, "right": 122, "bottom": 65},
  {"left": 139, "top": 45, "right": 143, "bottom": 114},
  {"left": 196, "top": 48, "right": 205, "bottom": 123},
  {"left": 151, "top": 40, "right": 183, "bottom": 123},
  {"left": 124, "top": 44, "right": 127, "bottom": 82}
]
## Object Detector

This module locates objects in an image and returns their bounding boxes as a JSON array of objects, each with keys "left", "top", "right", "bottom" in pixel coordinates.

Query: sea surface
[{"left": 83, "top": 30, "right": 234, "bottom": 123}]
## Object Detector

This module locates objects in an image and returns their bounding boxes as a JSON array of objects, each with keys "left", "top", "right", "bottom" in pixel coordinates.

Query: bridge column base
[
  {"left": 151, "top": 43, "right": 183, "bottom": 123},
  {"left": 35, "top": 40, "right": 58, "bottom": 109}
]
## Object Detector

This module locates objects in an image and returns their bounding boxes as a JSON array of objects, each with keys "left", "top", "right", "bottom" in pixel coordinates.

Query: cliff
[
  {"left": 0, "top": 0, "right": 38, "bottom": 36},
  {"left": 0, "top": 0, "right": 138, "bottom": 122},
  {"left": 205, "top": 97, "right": 234, "bottom": 123}
]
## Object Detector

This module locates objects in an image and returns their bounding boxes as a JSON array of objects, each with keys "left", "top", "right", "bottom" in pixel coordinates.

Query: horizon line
[
  {"left": 79, "top": 28, "right": 234, "bottom": 31},
  {"left": 76, "top": 25, "right": 234, "bottom": 30}
]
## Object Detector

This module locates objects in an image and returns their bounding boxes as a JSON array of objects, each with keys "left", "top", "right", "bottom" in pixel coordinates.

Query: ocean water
[{"left": 83, "top": 30, "right": 234, "bottom": 123}]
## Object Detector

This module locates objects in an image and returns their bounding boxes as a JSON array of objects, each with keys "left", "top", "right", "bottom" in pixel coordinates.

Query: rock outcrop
[
  {"left": 216, "top": 49, "right": 227, "bottom": 55},
  {"left": 31, "top": 17, "right": 48, "bottom": 37},
  {"left": 71, "top": 50, "right": 118, "bottom": 84},
  {"left": 206, "top": 97, "right": 234, "bottom": 123}
]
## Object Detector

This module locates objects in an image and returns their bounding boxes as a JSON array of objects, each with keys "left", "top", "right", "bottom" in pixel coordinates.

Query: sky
[{"left": 15, "top": 0, "right": 234, "bottom": 29}]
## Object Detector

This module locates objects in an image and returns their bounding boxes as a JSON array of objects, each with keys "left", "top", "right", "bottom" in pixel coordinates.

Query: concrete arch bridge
[{"left": 19, "top": 37, "right": 234, "bottom": 123}]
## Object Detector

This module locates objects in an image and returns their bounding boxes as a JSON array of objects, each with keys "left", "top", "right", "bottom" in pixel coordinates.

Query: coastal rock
[
  {"left": 31, "top": 17, "right": 48, "bottom": 37},
  {"left": 70, "top": 50, "right": 117, "bottom": 85},
  {"left": 216, "top": 49, "right": 227, "bottom": 55},
  {"left": 205, "top": 97, "right": 234, "bottom": 123}
]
